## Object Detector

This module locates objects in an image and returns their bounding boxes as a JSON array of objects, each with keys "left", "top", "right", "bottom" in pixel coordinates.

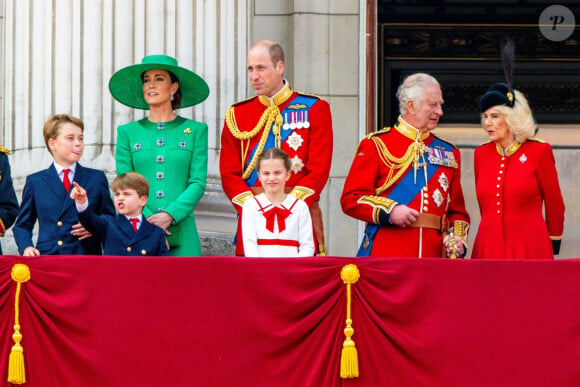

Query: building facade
[{"left": 1, "top": 0, "right": 578, "bottom": 257}]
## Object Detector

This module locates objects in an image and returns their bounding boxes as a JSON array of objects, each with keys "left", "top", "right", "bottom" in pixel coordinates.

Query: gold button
[
  {"left": 423, "top": 193, "right": 429, "bottom": 198},
  {"left": 497, "top": 210, "right": 501, "bottom": 214},
  {"left": 497, "top": 176, "right": 501, "bottom": 181},
  {"left": 501, "top": 157, "right": 505, "bottom": 160},
  {"left": 141, "top": 249, "right": 147, "bottom": 255},
  {"left": 127, "top": 247, "right": 132, "bottom": 252},
  {"left": 500, "top": 164, "right": 504, "bottom": 168},
  {"left": 497, "top": 202, "right": 501, "bottom": 206},
  {"left": 496, "top": 193, "right": 500, "bottom": 197},
  {"left": 57, "top": 221, "right": 63, "bottom": 227},
  {"left": 499, "top": 170, "right": 503, "bottom": 174},
  {"left": 496, "top": 184, "right": 500, "bottom": 188},
  {"left": 423, "top": 199, "right": 429, "bottom": 205},
  {"left": 57, "top": 240, "right": 63, "bottom": 246},
  {"left": 423, "top": 206, "right": 428, "bottom": 211}
]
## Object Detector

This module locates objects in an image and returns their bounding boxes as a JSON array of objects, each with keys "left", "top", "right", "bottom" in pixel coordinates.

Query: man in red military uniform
[
  {"left": 220, "top": 40, "right": 333, "bottom": 256},
  {"left": 341, "top": 73, "right": 469, "bottom": 258}
]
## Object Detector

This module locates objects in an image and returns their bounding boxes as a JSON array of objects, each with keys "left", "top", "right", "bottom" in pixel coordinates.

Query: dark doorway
[{"left": 377, "top": 1, "right": 580, "bottom": 127}]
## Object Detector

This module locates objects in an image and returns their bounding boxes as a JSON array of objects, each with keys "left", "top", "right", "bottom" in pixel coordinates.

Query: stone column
[
  {"left": 251, "top": 0, "right": 364, "bottom": 256},
  {"left": 1, "top": 0, "right": 249, "bottom": 255}
]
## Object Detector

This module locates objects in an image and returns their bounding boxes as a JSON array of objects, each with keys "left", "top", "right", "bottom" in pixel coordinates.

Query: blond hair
[
  {"left": 43, "top": 114, "right": 84, "bottom": 154},
  {"left": 480, "top": 90, "right": 536, "bottom": 142}
]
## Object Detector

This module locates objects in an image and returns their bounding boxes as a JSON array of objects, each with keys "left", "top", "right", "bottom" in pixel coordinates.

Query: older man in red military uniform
[
  {"left": 220, "top": 40, "right": 333, "bottom": 256},
  {"left": 341, "top": 73, "right": 469, "bottom": 258}
]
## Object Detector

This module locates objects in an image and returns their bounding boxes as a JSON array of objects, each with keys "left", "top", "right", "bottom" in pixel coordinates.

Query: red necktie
[
  {"left": 63, "top": 169, "right": 71, "bottom": 192},
  {"left": 130, "top": 218, "right": 139, "bottom": 232},
  {"left": 262, "top": 206, "right": 291, "bottom": 233}
]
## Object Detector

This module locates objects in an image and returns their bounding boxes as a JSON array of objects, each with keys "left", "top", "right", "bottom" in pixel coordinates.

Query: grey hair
[
  {"left": 396, "top": 73, "right": 441, "bottom": 115},
  {"left": 480, "top": 90, "right": 536, "bottom": 142}
]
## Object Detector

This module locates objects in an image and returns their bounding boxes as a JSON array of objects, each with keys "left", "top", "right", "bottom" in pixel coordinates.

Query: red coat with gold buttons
[
  {"left": 472, "top": 139, "right": 565, "bottom": 259},
  {"left": 341, "top": 119, "right": 470, "bottom": 258}
]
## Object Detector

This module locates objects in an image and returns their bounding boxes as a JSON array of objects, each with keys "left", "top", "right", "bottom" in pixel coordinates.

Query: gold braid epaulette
[
  {"left": 226, "top": 104, "right": 283, "bottom": 180},
  {"left": 372, "top": 136, "right": 418, "bottom": 196},
  {"left": 364, "top": 127, "right": 390, "bottom": 140},
  {"left": 0, "top": 145, "right": 11, "bottom": 155}
]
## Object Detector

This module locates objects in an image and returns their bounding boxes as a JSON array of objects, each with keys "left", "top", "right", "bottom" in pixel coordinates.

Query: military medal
[
  {"left": 290, "top": 155, "right": 304, "bottom": 174},
  {"left": 296, "top": 111, "right": 304, "bottom": 129},
  {"left": 438, "top": 173, "right": 449, "bottom": 192},
  {"left": 286, "top": 132, "right": 304, "bottom": 151},
  {"left": 283, "top": 113, "right": 290, "bottom": 130},
  {"left": 296, "top": 121, "right": 303, "bottom": 129},
  {"left": 289, "top": 112, "right": 297, "bottom": 130},
  {"left": 303, "top": 110, "right": 310, "bottom": 128},
  {"left": 433, "top": 188, "right": 444, "bottom": 207}
]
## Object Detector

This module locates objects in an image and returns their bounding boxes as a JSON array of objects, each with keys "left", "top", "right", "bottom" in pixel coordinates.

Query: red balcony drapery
[{"left": 1, "top": 256, "right": 579, "bottom": 386}]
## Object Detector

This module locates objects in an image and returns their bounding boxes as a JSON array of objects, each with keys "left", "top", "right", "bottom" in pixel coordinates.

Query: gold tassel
[
  {"left": 340, "top": 264, "right": 360, "bottom": 379},
  {"left": 8, "top": 264, "right": 31, "bottom": 385}
]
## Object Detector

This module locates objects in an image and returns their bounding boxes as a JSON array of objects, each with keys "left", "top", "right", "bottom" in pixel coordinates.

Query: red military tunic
[
  {"left": 220, "top": 82, "right": 333, "bottom": 255},
  {"left": 472, "top": 139, "right": 565, "bottom": 259},
  {"left": 341, "top": 117, "right": 470, "bottom": 257}
]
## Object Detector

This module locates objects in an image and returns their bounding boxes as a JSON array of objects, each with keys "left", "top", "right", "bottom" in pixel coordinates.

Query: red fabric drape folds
[{"left": 1, "top": 256, "right": 579, "bottom": 387}]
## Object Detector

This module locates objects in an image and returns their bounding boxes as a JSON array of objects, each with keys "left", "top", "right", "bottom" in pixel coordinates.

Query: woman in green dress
[{"left": 109, "top": 55, "right": 209, "bottom": 256}]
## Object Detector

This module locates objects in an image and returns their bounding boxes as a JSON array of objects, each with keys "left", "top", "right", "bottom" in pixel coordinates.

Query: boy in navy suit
[
  {"left": 70, "top": 172, "right": 169, "bottom": 256},
  {"left": 13, "top": 114, "right": 115, "bottom": 256}
]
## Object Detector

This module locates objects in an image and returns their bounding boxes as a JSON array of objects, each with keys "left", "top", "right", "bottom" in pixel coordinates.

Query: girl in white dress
[{"left": 242, "top": 148, "right": 314, "bottom": 257}]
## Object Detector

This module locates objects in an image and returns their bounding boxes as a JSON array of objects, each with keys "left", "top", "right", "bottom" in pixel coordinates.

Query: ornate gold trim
[
  {"left": 371, "top": 136, "right": 417, "bottom": 196},
  {"left": 452, "top": 220, "right": 470, "bottom": 242},
  {"left": 290, "top": 186, "right": 315, "bottom": 201},
  {"left": 394, "top": 116, "right": 430, "bottom": 141},
  {"left": 496, "top": 140, "right": 521, "bottom": 156},
  {"left": 232, "top": 191, "right": 254, "bottom": 207},
  {"left": 358, "top": 196, "right": 397, "bottom": 223},
  {"left": 258, "top": 82, "right": 293, "bottom": 107}
]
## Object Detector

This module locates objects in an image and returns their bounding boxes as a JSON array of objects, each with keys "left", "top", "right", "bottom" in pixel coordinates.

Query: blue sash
[
  {"left": 244, "top": 94, "right": 318, "bottom": 186},
  {"left": 356, "top": 136, "right": 454, "bottom": 257}
]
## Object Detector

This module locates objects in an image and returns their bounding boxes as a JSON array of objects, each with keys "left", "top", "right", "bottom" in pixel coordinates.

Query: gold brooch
[
  {"left": 506, "top": 91, "right": 514, "bottom": 103},
  {"left": 184, "top": 128, "right": 192, "bottom": 135}
]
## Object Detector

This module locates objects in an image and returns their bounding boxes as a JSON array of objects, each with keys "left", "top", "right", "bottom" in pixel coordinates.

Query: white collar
[{"left": 54, "top": 162, "right": 77, "bottom": 175}]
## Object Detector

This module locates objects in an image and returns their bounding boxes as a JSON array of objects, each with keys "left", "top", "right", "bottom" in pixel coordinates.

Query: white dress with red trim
[{"left": 241, "top": 193, "right": 314, "bottom": 257}]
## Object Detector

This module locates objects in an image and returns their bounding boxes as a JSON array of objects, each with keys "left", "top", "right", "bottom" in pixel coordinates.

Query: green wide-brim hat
[{"left": 109, "top": 54, "right": 209, "bottom": 110}]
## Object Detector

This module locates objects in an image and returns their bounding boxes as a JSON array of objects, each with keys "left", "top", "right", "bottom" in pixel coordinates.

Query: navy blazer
[
  {"left": 78, "top": 210, "right": 169, "bottom": 256},
  {"left": 13, "top": 163, "right": 115, "bottom": 255},
  {"left": 0, "top": 152, "right": 19, "bottom": 254}
]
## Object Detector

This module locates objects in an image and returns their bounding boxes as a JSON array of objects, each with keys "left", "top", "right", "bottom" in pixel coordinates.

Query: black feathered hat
[{"left": 479, "top": 40, "right": 516, "bottom": 113}]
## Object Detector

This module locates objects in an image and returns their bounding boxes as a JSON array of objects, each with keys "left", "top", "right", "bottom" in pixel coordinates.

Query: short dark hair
[
  {"left": 111, "top": 172, "right": 150, "bottom": 197},
  {"left": 257, "top": 147, "right": 291, "bottom": 172}
]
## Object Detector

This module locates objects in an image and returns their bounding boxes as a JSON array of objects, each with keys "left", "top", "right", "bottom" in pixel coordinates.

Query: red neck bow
[{"left": 262, "top": 206, "right": 291, "bottom": 233}]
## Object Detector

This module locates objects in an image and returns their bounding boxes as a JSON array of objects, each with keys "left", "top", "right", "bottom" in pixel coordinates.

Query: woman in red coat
[{"left": 472, "top": 83, "right": 565, "bottom": 259}]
